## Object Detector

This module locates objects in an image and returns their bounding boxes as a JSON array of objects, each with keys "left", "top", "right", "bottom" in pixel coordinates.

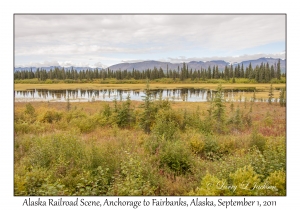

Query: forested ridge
[{"left": 14, "top": 60, "right": 284, "bottom": 83}]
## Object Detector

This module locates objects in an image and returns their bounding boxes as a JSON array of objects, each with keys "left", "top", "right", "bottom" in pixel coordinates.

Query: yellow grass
[{"left": 14, "top": 83, "right": 286, "bottom": 91}]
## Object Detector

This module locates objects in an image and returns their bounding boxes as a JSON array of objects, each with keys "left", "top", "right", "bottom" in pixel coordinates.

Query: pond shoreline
[{"left": 14, "top": 83, "right": 285, "bottom": 91}]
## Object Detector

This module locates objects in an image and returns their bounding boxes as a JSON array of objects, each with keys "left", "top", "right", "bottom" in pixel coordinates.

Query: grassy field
[
  {"left": 14, "top": 82, "right": 286, "bottom": 91},
  {"left": 14, "top": 86, "right": 286, "bottom": 196}
]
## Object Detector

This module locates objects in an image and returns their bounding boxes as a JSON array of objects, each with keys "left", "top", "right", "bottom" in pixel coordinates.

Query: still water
[{"left": 14, "top": 88, "right": 260, "bottom": 103}]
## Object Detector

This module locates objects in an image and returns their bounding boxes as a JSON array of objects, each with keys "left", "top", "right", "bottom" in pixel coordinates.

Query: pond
[{"left": 14, "top": 88, "right": 269, "bottom": 103}]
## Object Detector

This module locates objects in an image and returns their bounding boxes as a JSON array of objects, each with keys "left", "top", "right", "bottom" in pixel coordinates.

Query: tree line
[{"left": 14, "top": 60, "right": 284, "bottom": 83}]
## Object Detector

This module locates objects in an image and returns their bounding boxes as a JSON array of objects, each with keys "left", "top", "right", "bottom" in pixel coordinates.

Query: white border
[{"left": 2, "top": 0, "right": 298, "bottom": 209}]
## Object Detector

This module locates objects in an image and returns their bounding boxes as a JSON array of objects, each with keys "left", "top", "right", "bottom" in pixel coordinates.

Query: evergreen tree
[
  {"left": 248, "top": 63, "right": 253, "bottom": 79},
  {"left": 212, "top": 84, "right": 226, "bottom": 133},
  {"left": 224, "top": 66, "right": 229, "bottom": 80},
  {"left": 140, "top": 80, "right": 154, "bottom": 133},
  {"left": 229, "top": 64, "right": 233, "bottom": 78},
  {"left": 268, "top": 84, "right": 274, "bottom": 104},
  {"left": 277, "top": 59, "right": 281, "bottom": 80},
  {"left": 265, "top": 63, "right": 271, "bottom": 82},
  {"left": 240, "top": 63, "right": 244, "bottom": 78},
  {"left": 208, "top": 66, "right": 212, "bottom": 79},
  {"left": 66, "top": 96, "right": 71, "bottom": 111},
  {"left": 279, "top": 88, "right": 286, "bottom": 107}
]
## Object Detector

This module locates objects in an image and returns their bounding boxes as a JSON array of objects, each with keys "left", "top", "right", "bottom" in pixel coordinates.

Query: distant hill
[
  {"left": 107, "top": 58, "right": 286, "bottom": 72},
  {"left": 14, "top": 66, "right": 100, "bottom": 72},
  {"left": 14, "top": 57, "right": 286, "bottom": 73},
  {"left": 107, "top": 60, "right": 230, "bottom": 72},
  {"left": 239, "top": 58, "right": 286, "bottom": 72}
]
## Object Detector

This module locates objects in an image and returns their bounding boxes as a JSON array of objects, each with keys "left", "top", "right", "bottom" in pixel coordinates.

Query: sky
[{"left": 15, "top": 14, "right": 286, "bottom": 68}]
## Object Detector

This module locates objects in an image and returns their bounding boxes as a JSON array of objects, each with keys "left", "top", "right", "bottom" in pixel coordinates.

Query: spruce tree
[
  {"left": 66, "top": 95, "right": 71, "bottom": 111},
  {"left": 277, "top": 59, "right": 281, "bottom": 80},
  {"left": 279, "top": 88, "right": 286, "bottom": 107},
  {"left": 212, "top": 84, "right": 226, "bottom": 133},
  {"left": 140, "top": 80, "right": 154, "bottom": 133},
  {"left": 268, "top": 84, "right": 274, "bottom": 104}
]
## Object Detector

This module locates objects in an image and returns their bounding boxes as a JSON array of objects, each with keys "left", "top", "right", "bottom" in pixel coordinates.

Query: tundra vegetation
[{"left": 14, "top": 82, "right": 286, "bottom": 196}]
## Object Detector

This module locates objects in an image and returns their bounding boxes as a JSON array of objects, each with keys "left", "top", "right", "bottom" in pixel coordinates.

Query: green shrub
[
  {"left": 263, "top": 138, "right": 286, "bottom": 176},
  {"left": 102, "top": 103, "right": 112, "bottom": 118},
  {"left": 211, "top": 147, "right": 265, "bottom": 181},
  {"left": 14, "top": 168, "right": 49, "bottom": 195},
  {"left": 14, "top": 121, "right": 46, "bottom": 134},
  {"left": 108, "top": 152, "right": 156, "bottom": 196},
  {"left": 159, "top": 141, "right": 193, "bottom": 175},
  {"left": 65, "top": 109, "right": 86, "bottom": 123},
  {"left": 24, "top": 103, "right": 35, "bottom": 116},
  {"left": 187, "top": 173, "right": 230, "bottom": 196},
  {"left": 29, "top": 133, "right": 85, "bottom": 169},
  {"left": 264, "top": 111, "right": 273, "bottom": 126},
  {"left": 41, "top": 110, "right": 62, "bottom": 123},
  {"left": 199, "top": 118, "right": 213, "bottom": 135},
  {"left": 229, "top": 165, "right": 261, "bottom": 196},
  {"left": 74, "top": 167, "right": 111, "bottom": 196},
  {"left": 72, "top": 117, "right": 97, "bottom": 133},
  {"left": 218, "top": 138, "right": 236, "bottom": 156},
  {"left": 203, "top": 136, "right": 222, "bottom": 161},
  {"left": 189, "top": 135, "right": 205, "bottom": 155},
  {"left": 36, "top": 178, "right": 68, "bottom": 196},
  {"left": 144, "top": 135, "right": 165, "bottom": 155},
  {"left": 112, "top": 96, "right": 135, "bottom": 128},
  {"left": 262, "top": 170, "right": 286, "bottom": 196},
  {"left": 152, "top": 109, "right": 181, "bottom": 141},
  {"left": 249, "top": 130, "right": 266, "bottom": 152}
]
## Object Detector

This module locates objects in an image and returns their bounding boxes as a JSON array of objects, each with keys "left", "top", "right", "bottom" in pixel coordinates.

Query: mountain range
[
  {"left": 15, "top": 57, "right": 286, "bottom": 73},
  {"left": 107, "top": 58, "right": 286, "bottom": 72},
  {"left": 14, "top": 66, "right": 95, "bottom": 72}
]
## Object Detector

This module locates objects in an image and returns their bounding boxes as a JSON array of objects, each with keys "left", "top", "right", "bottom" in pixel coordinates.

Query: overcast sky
[{"left": 15, "top": 14, "right": 286, "bottom": 68}]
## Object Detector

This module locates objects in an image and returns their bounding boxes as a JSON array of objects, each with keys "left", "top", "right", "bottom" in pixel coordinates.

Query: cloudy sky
[{"left": 15, "top": 14, "right": 286, "bottom": 68}]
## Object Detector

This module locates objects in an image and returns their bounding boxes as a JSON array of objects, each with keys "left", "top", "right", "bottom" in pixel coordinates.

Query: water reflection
[{"left": 14, "top": 88, "right": 262, "bottom": 102}]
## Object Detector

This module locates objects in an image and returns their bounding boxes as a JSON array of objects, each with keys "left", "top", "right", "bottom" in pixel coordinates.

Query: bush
[
  {"left": 108, "top": 152, "right": 156, "bottom": 196},
  {"left": 65, "top": 109, "right": 86, "bottom": 122},
  {"left": 189, "top": 134, "right": 205, "bottom": 155},
  {"left": 14, "top": 121, "right": 46, "bottom": 134},
  {"left": 24, "top": 103, "right": 35, "bottom": 116},
  {"left": 210, "top": 147, "right": 265, "bottom": 181},
  {"left": 249, "top": 130, "right": 266, "bottom": 152},
  {"left": 263, "top": 138, "right": 286, "bottom": 176},
  {"left": 74, "top": 167, "right": 111, "bottom": 196},
  {"left": 187, "top": 173, "right": 230, "bottom": 196},
  {"left": 29, "top": 133, "right": 85, "bottom": 169},
  {"left": 72, "top": 117, "right": 97, "bottom": 133},
  {"left": 41, "top": 110, "right": 62, "bottom": 123},
  {"left": 262, "top": 170, "right": 286, "bottom": 196},
  {"left": 199, "top": 118, "right": 213, "bottom": 135},
  {"left": 36, "top": 179, "right": 68, "bottom": 196},
  {"left": 14, "top": 167, "right": 49, "bottom": 196},
  {"left": 152, "top": 109, "right": 181, "bottom": 141},
  {"left": 159, "top": 141, "right": 193, "bottom": 175},
  {"left": 264, "top": 111, "right": 273, "bottom": 126},
  {"left": 229, "top": 165, "right": 261, "bottom": 196},
  {"left": 203, "top": 136, "right": 222, "bottom": 161},
  {"left": 218, "top": 138, "right": 236, "bottom": 156},
  {"left": 112, "top": 96, "right": 135, "bottom": 128}
]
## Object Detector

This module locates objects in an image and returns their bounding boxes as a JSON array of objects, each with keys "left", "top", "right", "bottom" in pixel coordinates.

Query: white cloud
[
  {"left": 92, "top": 62, "right": 107, "bottom": 68},
  {"left": 15, "top": 60, "right": 109, "bottom": 68},
  {"left": 15, "top": 15, "right": 285, "bottom": 67},
  {"left": 160, "top": 52, "right": 286, "bottom": 63},
  {"left": 16, "top": 61, "right": 60, "bottom": 68},
  {"left": 121, "top": 59, "right": 148, "bottom": 63}
]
